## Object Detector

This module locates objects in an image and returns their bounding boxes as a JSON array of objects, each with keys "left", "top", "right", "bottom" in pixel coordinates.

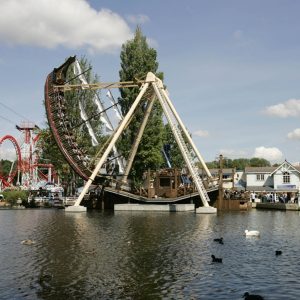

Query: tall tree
[{"left": 118, "top": 27, "right": 164, "bottom": 184}]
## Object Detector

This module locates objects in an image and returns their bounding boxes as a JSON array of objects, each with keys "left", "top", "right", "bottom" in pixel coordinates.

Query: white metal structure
[
  {"left": 65, "top": 72, "right": 217, "bottom": 213},
  {"left": 73, "top": 60, "right": 125, "bottom": 173}
]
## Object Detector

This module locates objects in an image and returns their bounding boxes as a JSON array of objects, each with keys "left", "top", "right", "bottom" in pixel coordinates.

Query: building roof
[
  {"left": 245, "top": 161, "right": 300, "bottom": 174},
  {"left": 245, "top": 167, "right": 276, "bottom": 173},
  {"left": 246, "top": 186, "right": 274, "bottom": 192},
  {"left": 270, "top": 160, "right": 300, "bottom": 176},
  {"left": 199, "top": 168, "right": 233, "bottom": 175}
]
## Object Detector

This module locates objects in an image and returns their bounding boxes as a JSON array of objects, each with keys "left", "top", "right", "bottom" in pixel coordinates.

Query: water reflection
[{"left": 0, "top": 209, "right": 300, "bottom": 299}]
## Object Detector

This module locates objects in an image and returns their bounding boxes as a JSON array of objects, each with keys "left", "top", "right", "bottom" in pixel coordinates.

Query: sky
[{"left": 0, "top": 0, "right": 300, "bottom": 164}]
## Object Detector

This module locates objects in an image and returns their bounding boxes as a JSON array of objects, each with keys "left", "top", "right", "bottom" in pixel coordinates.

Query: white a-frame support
[{"left": 66, "top": 72, "right": 216, "bottom": 213}]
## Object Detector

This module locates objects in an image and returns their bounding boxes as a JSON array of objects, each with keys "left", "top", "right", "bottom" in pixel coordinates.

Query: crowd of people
[
  {"left": 223, "top": 189, "right": 299, "bottom": 204},
  {"left": 249, "top": 191, "right": 298, "bottom": 204}
]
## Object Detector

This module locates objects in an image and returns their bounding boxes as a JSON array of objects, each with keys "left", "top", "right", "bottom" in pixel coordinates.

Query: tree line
[{"left": 205, "top": 157, "right": 273, "bottom": 170}]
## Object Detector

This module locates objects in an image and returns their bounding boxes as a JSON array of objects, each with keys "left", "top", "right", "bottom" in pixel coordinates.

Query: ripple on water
[{"left": 1, "top": 209, "right": 300, "bottom": 299}]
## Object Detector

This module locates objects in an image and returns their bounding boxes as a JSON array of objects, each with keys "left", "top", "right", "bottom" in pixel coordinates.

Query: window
[
  {"left": 283, "top": 172, "right": 290, "bottom": 183},
  {"left": 256, "top": 174, "right": 265, "bottom": 181},
  {"left": 160, "top": 178, "right": 170, "bottom": 187}
]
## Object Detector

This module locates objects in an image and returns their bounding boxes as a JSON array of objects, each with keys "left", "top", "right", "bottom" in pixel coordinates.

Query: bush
[{"left": 2, "top": 190, "right": 29, "bottom": 206}]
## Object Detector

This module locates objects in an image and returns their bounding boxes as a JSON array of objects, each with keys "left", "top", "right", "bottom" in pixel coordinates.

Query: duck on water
[{"left": 243, "top": 292, "right": 264, "bottom": 300}]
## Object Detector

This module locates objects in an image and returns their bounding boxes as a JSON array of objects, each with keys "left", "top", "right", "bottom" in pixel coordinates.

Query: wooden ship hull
[{"left": 81, "top": 168, "right": 219, "bottom": 210}]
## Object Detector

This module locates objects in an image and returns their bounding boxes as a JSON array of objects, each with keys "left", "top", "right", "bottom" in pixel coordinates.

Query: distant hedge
[{"left": 2, "top": 190, "right": 29, "bottom": 206}]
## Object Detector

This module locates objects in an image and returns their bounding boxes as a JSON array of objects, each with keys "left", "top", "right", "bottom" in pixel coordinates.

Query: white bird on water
[
  {"left": 21, "top": 239, "right": 35, "bottom": 245},
  {"left": 245, "top": 230, "right": 260, "bottom": 237}
]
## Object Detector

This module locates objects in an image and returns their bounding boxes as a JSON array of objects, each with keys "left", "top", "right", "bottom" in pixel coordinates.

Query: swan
[
  {"left": 21, "top": 239, "right": 35, "bottom": 245},
  {"left": 245, "top": 230, "right": 260, "bottom": 237}
]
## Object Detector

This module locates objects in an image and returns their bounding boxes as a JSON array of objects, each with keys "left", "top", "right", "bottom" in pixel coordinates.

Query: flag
[
  {"left": 93, "top": 96, "right": 113, "bottom": 131},
  {"left": 106, "top": 90, "right": 123, "bottom": 121},
  {"left": 73, "top": 60, "right": 88, "bottom": 86},
  {"left": 112, "top": 145, "right": 124, "bottom": 173},
  {"left": 79, "top": 101, "right": 99, "bottom": 146}
]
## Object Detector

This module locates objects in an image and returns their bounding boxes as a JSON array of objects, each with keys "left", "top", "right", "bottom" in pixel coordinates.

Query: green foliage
[
  {"left": 0, "top": 159, "right": 19, "bottom": 185},
  {"left": 205, "top": 161, "right": 219, "bottom": 169},
  {"left": 3, "top": 190, "right": 29, "bottom": 206},
  {"left": 205, "top": 157, "right": 272, "bottom": 170},
  {"left": 118, "top": 27, "right": 165, "bottom": 181},
  {"left": 0, "top": 159, "right": 13, "bottom": 177},
  {"left": 249, "top": 157, "right": 271, "bottom": 167}
]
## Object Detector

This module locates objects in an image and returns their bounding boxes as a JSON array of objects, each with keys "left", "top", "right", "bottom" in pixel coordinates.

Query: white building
[{"left": 245, "top": 160, "right": 300, "bottom": 202}]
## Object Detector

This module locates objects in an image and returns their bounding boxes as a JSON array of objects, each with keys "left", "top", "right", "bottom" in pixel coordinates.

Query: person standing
[{"left": 250, "top": 191, "right": 256, "bottom": 202}]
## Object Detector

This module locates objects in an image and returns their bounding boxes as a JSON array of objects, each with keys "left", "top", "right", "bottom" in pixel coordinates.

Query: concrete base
[
  {"left": 65, "top": 205, "right": 87, "bottom": 212},
  {"left": 114, "top": 203, "right": 195, "bottom": 212},
  {"left": 195, "top": 206, "right": 217, "bottom": 214},
  {"left": 255, "top": 203, "right": 299, "bottom": 211}
]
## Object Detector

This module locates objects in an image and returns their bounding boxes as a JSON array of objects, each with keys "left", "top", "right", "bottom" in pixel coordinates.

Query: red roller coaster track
[{"left": 0, "top": 135, "right": 22, "bottom": 187}]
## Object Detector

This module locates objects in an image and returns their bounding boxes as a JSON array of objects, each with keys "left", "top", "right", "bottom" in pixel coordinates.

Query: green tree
[
  {"left": 118, "top": 27, "right": 165, "bottom": 183},
  {"left": 249, "top": 157, "right": 271, "bottom": 167},
  {"left": 205, "top": 161, "right": 219, "bottom": 169},
  {"left": 0, "top": 159, "right": 14, "bottom": 177},
  {"left": 0, "top": 159, "right": 19, "bottom": 186},
  {"left": 2, "top": 190, "right": 29, "bottom": 206},
  {"left": 231, "top": 158, "right": 251, "bottom": 170},
  {"left": 204, "top": 157, "right": 271, "bottom": 170},
  {"left": 36, "top": 128, "right": 79, "bottom": 194}
]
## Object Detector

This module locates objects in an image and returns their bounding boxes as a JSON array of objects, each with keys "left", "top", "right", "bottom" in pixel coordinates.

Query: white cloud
[
  {"left": 253, "top": 146, "right": 283, "bottom": 162},
  {"left": 287, "top": 128, "right": 300, "bottom": 140},
  {"left": 193, "top": 129, "right": 209, "bottom": 137},
  {"left": 126, "top": 14, "right": 150, "bottom": 24},
  {"left": 0, "top": 0, "right": 132, "bottom": 53},
  {"left": 263, "top": 99, "right": 300, "bottom": 118}
]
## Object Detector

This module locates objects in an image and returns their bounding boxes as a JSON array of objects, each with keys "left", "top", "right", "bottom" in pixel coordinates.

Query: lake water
[{"left": 0, "top": 208, "right": 299, "bottom": 299}]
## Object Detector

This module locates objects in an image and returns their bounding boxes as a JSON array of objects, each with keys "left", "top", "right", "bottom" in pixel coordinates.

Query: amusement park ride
[
  {"left": 0, "top": 122, "right": 60, "bottom": 192},
  {"left": 44, "top": 56, "right": 218, "bottom": 213}
]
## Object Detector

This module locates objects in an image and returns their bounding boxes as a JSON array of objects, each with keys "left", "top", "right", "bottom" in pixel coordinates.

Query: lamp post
[{"left": 218, "top": 154, "right": 224, "bottom": 210}]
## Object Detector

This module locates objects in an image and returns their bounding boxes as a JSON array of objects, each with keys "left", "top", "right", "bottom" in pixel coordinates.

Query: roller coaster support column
[{"left": 65, "top": 79, "right": 151, "bottom": 212}]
